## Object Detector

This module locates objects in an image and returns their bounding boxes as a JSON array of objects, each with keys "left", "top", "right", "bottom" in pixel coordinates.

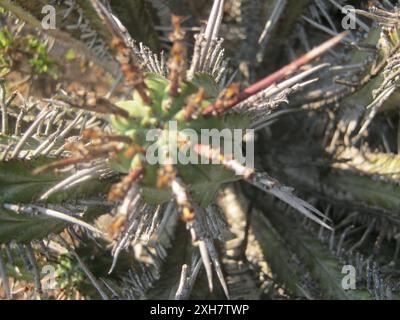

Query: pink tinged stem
[{"left": 202, "top": 32, "right": 347, "bottom": 115}]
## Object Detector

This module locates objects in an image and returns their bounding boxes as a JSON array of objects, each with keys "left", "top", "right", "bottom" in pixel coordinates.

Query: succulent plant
[{"left": 0, "top": 0, "right": 400, "bottom": 301}]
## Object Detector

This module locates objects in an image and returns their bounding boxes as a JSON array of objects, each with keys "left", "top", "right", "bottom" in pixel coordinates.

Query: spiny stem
[
  {"left": 90, "top": 0, "right": 151, "bottom": 105},
  {"left": 203, "top": 32, "right": 347, "bottom": 115}
]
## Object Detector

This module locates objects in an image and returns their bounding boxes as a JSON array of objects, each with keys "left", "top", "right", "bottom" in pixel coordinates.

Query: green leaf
[
  {"left": 252, "top": 195, "right": 372, "bottom": 299},
  {"left": 115, "top": 100, "right": 151, "bottom": 118},
  {"left": 0, "top": 158, "right": 64, "bottom": 203},
  {"left": 251, "top": 209, "right": 315, "bottom": 298},
  {"left": 191, "top": 73, "right": 220, "bottom": 98},
  {"left": 0, "top": 202, "right": 110, "bottom": 244},
  {"left": 0, "top": 158, "right": 112, "bottom": 203},
  {"left": 0, "top": 208, "right": 68, "bottom": 243}
]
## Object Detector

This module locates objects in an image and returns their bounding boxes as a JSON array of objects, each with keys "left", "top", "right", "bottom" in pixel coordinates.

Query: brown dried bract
[
  {"left": 213, "top": 82, "right": 240, "bottom": 113},
  {"left": 168, "top": 16, "right": 187, "bottom": 96},
  {"left": 183, "top": 87, "right": 205, "bottom": 120},
  {"left": 33, "top": 142, "right": 124, "bottom": 175},
  {"left": 108, "top": 167, "right": 143, "bottom": 202},
  {"left": 83, "top": 128, "right": 133, "bottom": 144},
  {"left": 112, "top": 36, "right": 151, "bottom": 105},
  {"left": 156, "top": 162, "right": 175, "bottom": 188},
  {"left": 59, "top": 88, "right": 130, "bottom": 118}
]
